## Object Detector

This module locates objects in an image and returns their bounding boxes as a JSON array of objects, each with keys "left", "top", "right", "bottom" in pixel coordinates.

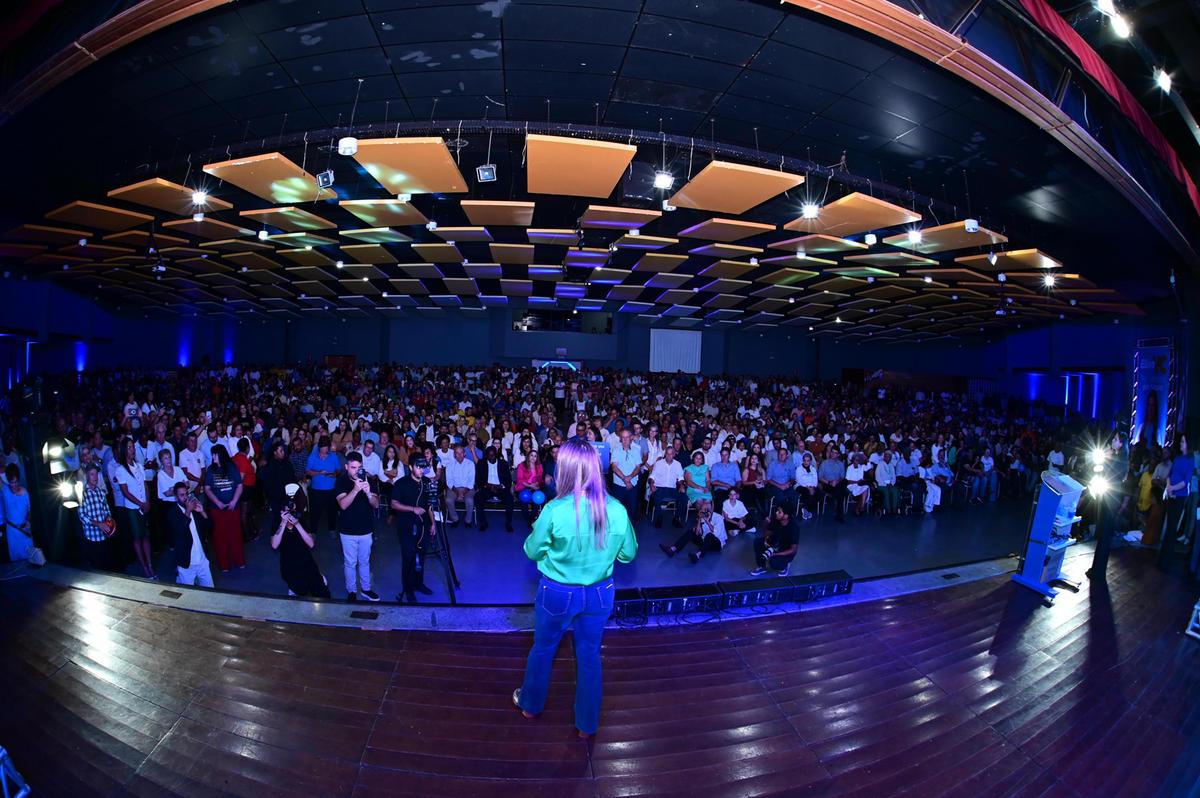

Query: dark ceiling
[{"left": 0, "top": 0, "right": 1187, "bottom": 319}]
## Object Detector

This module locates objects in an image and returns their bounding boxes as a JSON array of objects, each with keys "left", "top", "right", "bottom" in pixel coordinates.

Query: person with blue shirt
[
  {"left": 765, "top": 447, "right": 794, "bottom": 512},
  {"left": 609, "top": 430, "right": 642, "bottom": 520},
  {"left": 305, "top": 435, "right": 340, "bottom": 534},
  {"left": 1160, "top": 434, "right": 1193, "bottom": 571},
  {"left": 709, "top": 448, "right": 740, "bottom": 512}
]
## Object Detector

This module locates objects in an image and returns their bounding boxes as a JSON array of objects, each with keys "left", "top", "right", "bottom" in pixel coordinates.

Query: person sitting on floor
[
  {"left": 659, "top": 498, "right": 729, "bottom": 563},
  {"left": 750, "top": 503, "right": 799, "bottom": 577},
  {"left": 721, "top": 487, "right": 757, "bottom": 537}
]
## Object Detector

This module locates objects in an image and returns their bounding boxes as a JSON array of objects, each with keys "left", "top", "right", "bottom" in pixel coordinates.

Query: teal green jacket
[{"left": 523, "top": 494, "right": 638, "bottom": 584}]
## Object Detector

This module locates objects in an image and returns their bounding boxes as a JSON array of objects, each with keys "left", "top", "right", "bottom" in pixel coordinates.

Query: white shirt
[
  {"left": 486, "top": 461, "right": 501, "bottom": 486},
  {"left": 795, "top": 464, "right": 819, "bottom": 488},
  {"left": 696, "top": 513, "right": 728, "bottom": 547},
  {"left": 981, "top": 455, "right": 994, "bottom": 473},
  {"left": 113, "top": 462, "right": 147, "bottom": 506},
  {"left": 650, "top": 458, "right": 684, "bottom": 490},
  {"left": 644, "top": 439, "right": 664, "bottom": 467},
  {"left": 702, "top": 447, "right": 721, "bottom": 467},
  {"left": 180, "top": 507, "right": 206, "bottom": 569},
  {"left": 179, "top": 448, "right": 206, "bottom": 489},
  {"left": 436, "top": 448, "right": 455, "bottom": 471},
  {"left": 722, "top": 498, "right": 748, "bottom": 521},
  {"left": 1048, "top": 450, "right": 1064, "bottom": 472},
  {"left": 360, "top": 451, "right": 383, "bottom": 479},
  {"left": 446, "top": 458, "right": 476, "bottom": 490},
  {"left": 157, "top": 467, "right": 187, "bottom": 502}
]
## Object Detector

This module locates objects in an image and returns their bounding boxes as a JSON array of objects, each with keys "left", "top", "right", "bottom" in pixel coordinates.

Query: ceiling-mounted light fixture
[
  {"left": 923, "top": 275, "right": 932, "bottom": 283},
  {"left": 801, "top": 202, "right": 820, "bottom": 220},
  {"left": 1110, "top": 13, "right": 1132, "bottom": 37},
  {"left": 653, "top": 170, "right": 674, "bottom": 190},
  {"left": 907, "top": 229, "right": 923, "bottom": 244},
  {"left": 988, "top": 251, "right": 998, "bottom": 266},
  {"left": 864, "top": 233, "right": 877, "bottom": 246},
  {"left": 191, "top": 190, "right": 208, "bottom": 205},
  {"left": 192, "top": 212, "right": 205, "bottom": 222},
  {"left": 476, "top": 163, "right": 497, "bottom": 182},
  {"left": 1155, "top": 68, "right": 1172, "bottom": 93},
  {"left": 337, "top": 136, "right": 358, "bottom": 156},
  {"left": 997, "top": 272, "right": 1007, "bottom": 282},
  {"left": 78, "top": 238, "right": 87, "bottom": 247},
  {"left": 1043, "top": 274, "right": 1056, "bottom": 287},
  {"left": 1096, "top": 0, "right": 1115, "bottom": 15},
  {"left": 258, "top": 229, "right": 269, "bottom": 241},
  {"left": 795, "top": 251, "right": 808, "bottom": 260},
  {"left": 426, "top": 221, "right": 438, "bottom": 231},
  {"left": 336, "top": 261, "right": 345, "bottom": 269},
  {"left": 964, "top": 218, "right": 979, "bottom": 233}
]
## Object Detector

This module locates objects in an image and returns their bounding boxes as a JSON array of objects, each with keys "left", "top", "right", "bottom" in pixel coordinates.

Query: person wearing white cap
[{"left": 271, "top": 484, "right": 330, "bottom": 598}]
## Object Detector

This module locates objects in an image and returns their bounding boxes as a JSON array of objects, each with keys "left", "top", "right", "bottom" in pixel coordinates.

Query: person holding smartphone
[
  {"left": 271, "top": 491, "right": 330, "bottom": 599},
  {"left": 166, "top": 482, "right": 214, "bottom": 588}
]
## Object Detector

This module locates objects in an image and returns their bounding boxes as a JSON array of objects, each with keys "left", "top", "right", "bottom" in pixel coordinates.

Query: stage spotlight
[
  {"left": 258, "top": 229, "right": 269, "bottom": 240},
  {"left": 964, "top": 218, "right": 979, "bottom": 233},
  {"left": 653, "top": 170, "right": 674, "bottom": 190},
  {"left": 191, "top": 190, "right": 208, "bottom": 205},
  {"left": 192, "top": 212, "right": 205, "bottom": 222},
  {"left": 662, "top": 200, "right": 677, "bottom": 212},
  {"left": 336, "top": 261, "right": 345, "bottom": 269},
  {"left": 1155, "top": 69, "right": 1172, "bottom": 93},
  {"left": 397, "top": 193, "right": 412, "bottom": 202},
  {"left": 476, "top": 163, "right": 498, "bottom": 182},
  {"left": 835, "top": 316, "right": 843, "bottom": 323},
  {"left": 988, "top": 251, "right": 998, "bottom": 266},
  {"left": 1096, "top": 0, "right": 1115, "bottom": 14},
  {"left": 801, "top": 202, "right": 820, "bottom": 219},
  {"left": 1090, "top": 448, "right": 1108, "bottom": 467},
  {"left": 864, "top": 233, "right": 877, "bottom": 246},
  {"left": 1089, "top": 475, "right": 1110, "bottom": 495},
  {"left": 795, "top": 251, "right": 808, "bottom": 260},
  {"left": 997, "top": 273, "right": 1007, "bottom": 282},
  {"left": 41, "top": 436, "right": 75, "bottom": 476},
  {"left": 78, "top": 238, "right": 87, "bottom": 247},
  {"left": 1043, "top": 274, "right": 1056, "bottom": 287},
  {"left": 1110, "top": 13, "right": 1131, "bottom": 37},
  {"left": 426, "top": 221, "right": 438, "bottom": 231},
  {"left": 907, "top": 229, "right": 923, "bottom": 244},
  {"left": 57, "top": 481, "right": 73, "bottom": 499},
  {"left": 923, "top": 275, "right": 932, "bottom": 283},
  {"left": 337, "top": 136, "right": 358, "bottom": 156}
]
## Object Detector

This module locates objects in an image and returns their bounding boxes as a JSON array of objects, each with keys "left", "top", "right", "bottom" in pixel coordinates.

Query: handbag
[{"left": 99, "top": 517, "right": 117, "bottom": 538}]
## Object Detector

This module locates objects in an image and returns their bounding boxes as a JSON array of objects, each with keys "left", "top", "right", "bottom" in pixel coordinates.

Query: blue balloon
[
  {"left": 519, "top": 489, "right": 533, "bottom": 503},
  {"left": 532, "top": 490, "right": 547, "bottom": 506}
]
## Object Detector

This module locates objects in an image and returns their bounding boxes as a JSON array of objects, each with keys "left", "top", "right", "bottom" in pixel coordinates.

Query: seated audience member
[
  {"left": 649, "top": 446, "right": 687, "bottom": 528},
  {"left": 895, "top": 452, "right": 925, "bottom": 512},
  {"left": 684, "top": 450, "right": 712, "bottom": 507},
  {"left": 845, "top": 453, "right": 870, "bottom": 516},
  {"left": 271, "top": 496, "right": 330, "bottom": 598},
  {"left": 444, "top": 444, "right": 477, "bottom": 527},
  {"left": 794, "top": 451, "right": 819, "bottom": 520},
  {"left": 476, "top": 445, "right": 515, "bottom": 532},
  {"left": 920, "top": 454, "right": 943, "bottom": 513},
  {"left": 874, "top": 450, "right": 900, "bottom": 516},
  {"left": 514, "top": 449, "right": 544, "bottom": 525},
  {"left": 721, "top": 487, "right": 757, "bottom": 536},
  {"left": 750, "top": 503, "right": 799, "bottom": 577},
  {"left": 765, "top": 447, "right": 794, "bottom": 511},
  {"left": 166, "top": 482, "right": 214, "bottom": 588},
  {"left": 709, "top": 448, "right": 739, "bottom": 512},
  {"left": 739, "top": 453, "right": 767, "bottom": 516},
  {"left": 609, "top": 429, "right": 642, "bottom": 520},
  {"left": 659, "top": 498, "right": 728, "bottom": 563},
  {"left": 817, "top": 448, "right": 849, "bottom": 522}
]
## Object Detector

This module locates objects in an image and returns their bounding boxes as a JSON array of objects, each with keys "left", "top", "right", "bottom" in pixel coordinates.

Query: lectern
[{"left": 1013, "top": 471, "right": 1084, "bottom": 599}]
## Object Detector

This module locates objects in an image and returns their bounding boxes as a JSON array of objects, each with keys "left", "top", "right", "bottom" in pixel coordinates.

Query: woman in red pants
[{"left": 203, "top": 444, "right": 245, "bottom": 571}]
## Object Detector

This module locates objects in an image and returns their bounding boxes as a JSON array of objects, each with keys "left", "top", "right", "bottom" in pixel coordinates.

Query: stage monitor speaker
[
  {"left": 718, "top": 577, "right": 797, "bottom": 608},
  {"left": 788, "top": 570, "right": 853, "bottom": 601},
  {"left": 642, "top": 584, "right": 723, "bottom": 615},
  {"left": 613, "top": 588, "right": 645, "bottom": 621}
]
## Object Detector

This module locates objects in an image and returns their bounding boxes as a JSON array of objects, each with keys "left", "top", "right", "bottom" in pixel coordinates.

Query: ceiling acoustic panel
[
  {"left": 108, "top": 178, "right": 233, "bottom": 214},
  {"left": 400, "top": 264, "right": 446, "bottom": 280},
  {"left": 678, "top": 218, "right": 776, "bottom": 242},
  {"left": 705, "top": 294, "right": 746, "bottom": 309},
  {"left": 164, "top": 217, "right": 254, "bottom": 240},
  {"left": 278, "top": 248, "right": 334, "bottom": 267},
  {"left": 527, "top": 228, "right": 578, "bottom": 246},
  {"left": 203, "top": 152, "right": 330, "bottom": 204},
  {"left": 954, "top": 248, "right": 1062, "bottom": 271},
  {"left": 7, "top": 224, "right": 92, "bottom": 244},
  {"left": 526, "top": 135, "right": 636, "bottom": 198},
  {"left": 0, "top": 243, "right": 45, "bottom": 258},
  {"left": 580, "top": 205, "right": 662, "bottom": 229},
  {"left": 632, "top": 253, "right": 687, "bottom": 272},
  {"left": 339, "top": 243, "right": 395, "bottom": 264},
  {"left": 644, "top": 272, "right": 692, "bottom": 289},
  {"left": 490, "top": 243, "right": 535, "bottom": 264},
  {"left": 339, "top": 199, "right": 428, "bottom": 227},
  {"left": 352, "top": 138, "right": 468, "bottom": 195},
  {"left": 411, "top": 242, "right": 463, "bottom": 263},
  {"left": 669, "top": 161, "right": 804, "bottom": 214},
  {"left": 606, "top": 285, "right": 644, "bottom": 301},
  {"left": 783, "top": 192, "right": 921, "bottom": 236},
  {"left": 769, "top": 234, "right": 868, "bottom": 255},
  {"left": 240, "top": 207, "right": 335, "bottom": 232},
  {"left": 198, "top": 237, "right": 271, "bottom": 252},
  {"left": 758, "top": 268, "right": 819, "bottom": 286},
  {"left": 47, "top": 201, "right": 153, "bottom": 232},
  {"left": 699, "top": 260, "right": 757, "bottom": 279},
  {"left": 461, "top": 200, "right": 535, "bottom": 226},
  {"left": 340, "top": 228, "right": 412, "bottom": 244},
  {"left": 464, "top": 263, "right": 502, "bottom": 279},
  {"left": 883, "top": 221, "right": 1008, "bottom": 253},
  {"left": 688, "top": 242, "right": 761, "bottom": 259},
  {"left": 615, "top": 234, "right": 676, "bottom": 250},
  {"left": 842, "top": 252, "right": 938, "bottom": 268},
  {"left": 432, "top": 226, "right": 491, "bottom": 243},
  {"left": 265, "top": 231, "right": 337, "bottom": 248}
]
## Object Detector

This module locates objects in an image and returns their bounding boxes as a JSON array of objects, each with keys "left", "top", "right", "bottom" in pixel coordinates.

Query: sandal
[{"left": 512, "top": 688, "right": 536, "bottom": 719}]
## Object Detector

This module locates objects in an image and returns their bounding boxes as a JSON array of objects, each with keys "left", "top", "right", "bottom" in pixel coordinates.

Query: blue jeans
[
  {"left": 518, "top": 575, "right": 615, "bottom": 734},
  {"left": 972, "top": 472, "right": 998, "bottom": 501}
]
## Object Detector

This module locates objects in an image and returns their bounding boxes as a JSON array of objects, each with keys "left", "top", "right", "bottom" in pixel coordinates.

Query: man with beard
[
  {"left": 475, "top": 445, "right": 514, "bottom": 532},
  {"left": 389, "top": 456, "right": 437, "bottom": 603}
]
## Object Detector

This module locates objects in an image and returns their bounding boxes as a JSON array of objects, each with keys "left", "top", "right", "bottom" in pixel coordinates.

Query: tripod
[
  {"left": 0, "top": 747, "right": 31, "bottom": 798},
  {"left": 421, "top": 519, "right": 461, "bottom": 604}
]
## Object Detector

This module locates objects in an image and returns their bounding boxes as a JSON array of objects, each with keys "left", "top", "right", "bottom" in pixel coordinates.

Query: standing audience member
[
  {"left": 306, "top": 436, "right": 340, "bottom": 534},
  {"left": 271, "top": 496, "right": 330, "bottom": 598},
  {"left": 389, "top": 456, "right": 436, "bottom": 603},
  {"left": 113, "top": 438, "right": 154, "bottom": 578},
  {"left": 77, "top": 463, "right": 114, "bottom": 570},
  {"left": 203, "top": 444, "right": 245, "bottom": 573}
]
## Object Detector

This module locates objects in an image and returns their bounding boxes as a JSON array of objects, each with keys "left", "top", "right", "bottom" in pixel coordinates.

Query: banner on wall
[{"left": 1131, "top": 340, "right": 1172, "bottom": 447}]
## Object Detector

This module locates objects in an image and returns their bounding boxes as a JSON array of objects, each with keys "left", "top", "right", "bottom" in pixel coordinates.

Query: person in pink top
[{"left": 514, "top": 449, "right": 545, "bottom": 525}]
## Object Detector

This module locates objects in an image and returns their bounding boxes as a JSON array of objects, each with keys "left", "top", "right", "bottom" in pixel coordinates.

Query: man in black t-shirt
[
  {"left": 389, "top": 456, "right": 437, "bottom": 603},
  {"left": 335, "top": 452, "right": 379, "bottom": 601},
  {"left": 750, "top": 504, "right": 799, "bottom": 577}
]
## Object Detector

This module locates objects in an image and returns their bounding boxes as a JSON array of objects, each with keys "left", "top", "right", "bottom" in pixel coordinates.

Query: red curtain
[{"left": 1018, "top": 0, "right": 1200, "bottom": 218}]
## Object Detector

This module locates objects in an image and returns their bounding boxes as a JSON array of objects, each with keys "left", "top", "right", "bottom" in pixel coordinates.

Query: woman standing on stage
[{"left": 514, "top": 437, "right": 638, "bottom": 739}]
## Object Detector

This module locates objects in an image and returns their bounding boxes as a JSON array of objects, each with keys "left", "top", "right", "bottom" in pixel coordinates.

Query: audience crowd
[{"left": 1, "top": 362, "right": 1195, "bottom": 595}]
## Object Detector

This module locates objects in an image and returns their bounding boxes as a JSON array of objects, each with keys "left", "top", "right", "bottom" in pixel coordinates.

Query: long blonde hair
[{"left": 554, "top": 437, "right": 609, "bottom": 550}]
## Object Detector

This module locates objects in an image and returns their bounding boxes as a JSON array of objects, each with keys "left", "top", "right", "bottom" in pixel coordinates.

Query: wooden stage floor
[{"left": 1, "top": 549, "right": 1197, "bottom": 798}]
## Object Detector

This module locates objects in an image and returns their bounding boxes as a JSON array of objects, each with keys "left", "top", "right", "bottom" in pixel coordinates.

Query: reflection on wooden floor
[{"left": 1, "top": 550, "right": 1197, "bottom": 797}]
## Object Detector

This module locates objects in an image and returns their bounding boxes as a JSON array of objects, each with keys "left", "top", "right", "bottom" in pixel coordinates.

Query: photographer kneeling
[
  {"left": 749, "top": 503, "right": 799, "bottom": 577},
  {"left": 270, "top": 484, "right": 330, "bottom": 598}
]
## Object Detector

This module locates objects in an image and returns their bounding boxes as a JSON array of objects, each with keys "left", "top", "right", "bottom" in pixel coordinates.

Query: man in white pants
[
  {"left": 335, "top": 452, "right": 380, "bottom": 602},
  {"left": 166, "top": 482, "right": 214, "bottom": 587}
]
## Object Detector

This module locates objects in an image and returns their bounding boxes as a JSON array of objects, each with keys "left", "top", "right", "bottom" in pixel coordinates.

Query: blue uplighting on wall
[
  {"left": 1027, "top": 373, "right": 1042, "bottom": 402},
  {"left": 178, "top": 326, "right": 191, "bottom": 368},
  {"left": 74, "top": 341, "right": 86, "bottom": 372}
]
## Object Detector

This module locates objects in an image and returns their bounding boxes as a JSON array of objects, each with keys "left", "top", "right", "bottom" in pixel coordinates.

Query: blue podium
[{"left": 1013, "top": 471, "right": 1084, "bottom": 599}]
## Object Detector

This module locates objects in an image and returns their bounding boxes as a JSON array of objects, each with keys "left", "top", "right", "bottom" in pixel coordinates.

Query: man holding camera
[
  {"left": 166, "top": 481, "right": 215, "bottom": 587},
  {"left": 335, "top": 452, "right": 380, "bottom": 602},
  {"left": 389, "top": 456, "right": 437, "bottom": 603},
  {"left": 749, "top": 503, "right": 799, "bottom": 577}
]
